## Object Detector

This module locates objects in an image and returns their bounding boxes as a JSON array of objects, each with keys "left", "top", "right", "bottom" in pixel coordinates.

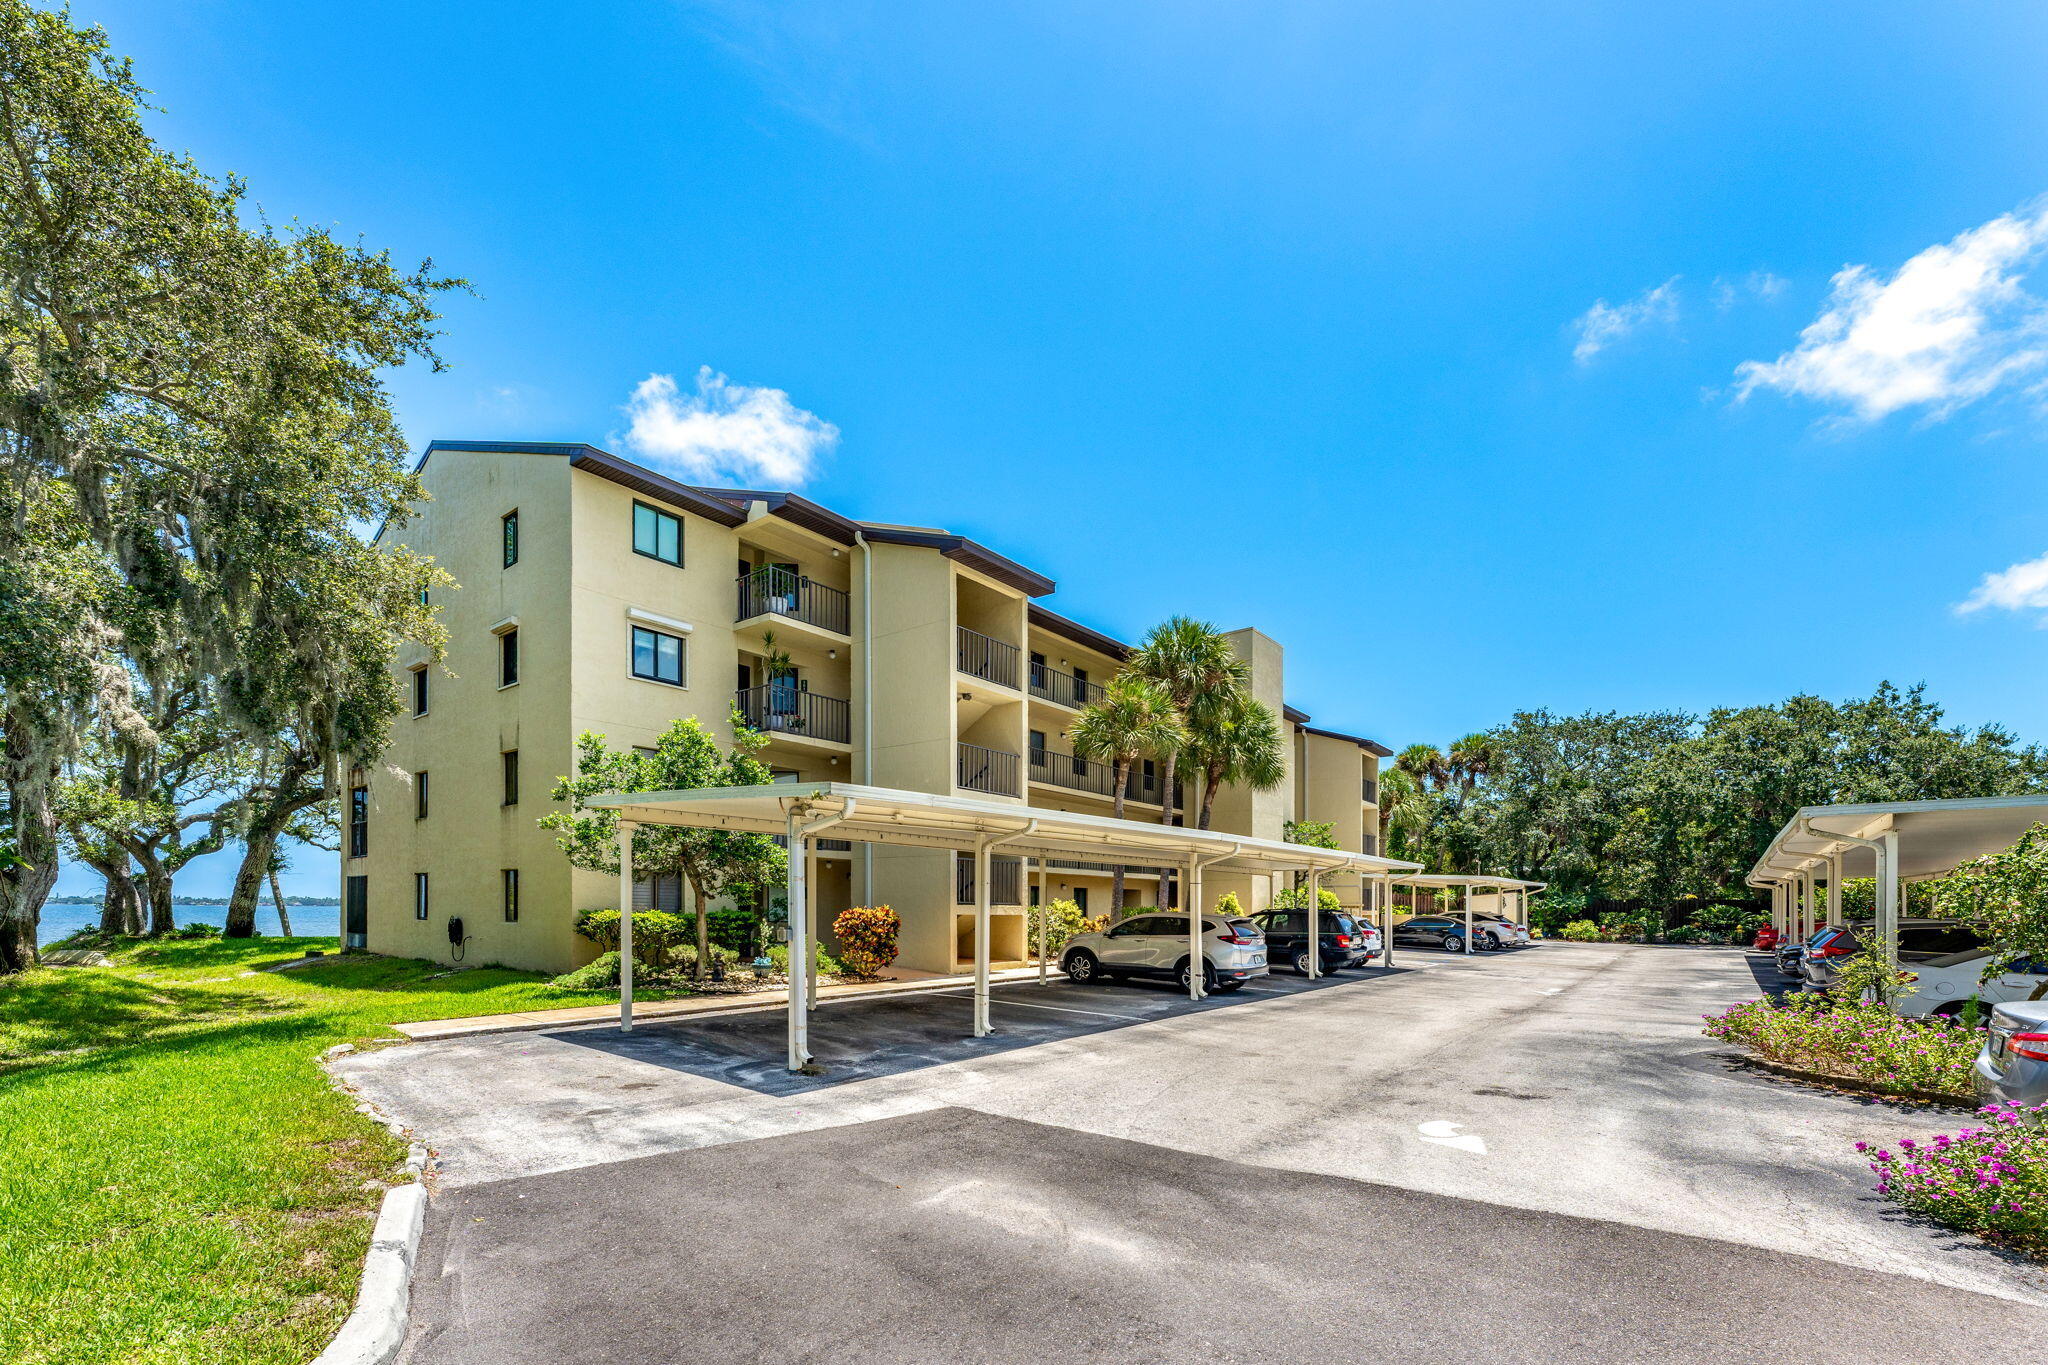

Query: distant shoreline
[{"left": 45, "top": 896, "right": 340, "bottom": 907}]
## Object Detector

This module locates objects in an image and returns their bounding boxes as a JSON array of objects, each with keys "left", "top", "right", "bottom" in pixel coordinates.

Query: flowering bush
[
  {"left": 1862, "top": 1101, "right": 2048, "bottom": 1256},
  {"left": 831, "top": 905, "right": 901, "bottom": 979},
  {"left": 1703, "top": 995, "right": 1981, "bottom": 1100}
]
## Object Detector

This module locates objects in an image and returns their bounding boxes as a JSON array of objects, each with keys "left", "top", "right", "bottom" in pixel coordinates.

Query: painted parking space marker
[
  {"left": 932, "top": 990, "right": 1144, "bottom": 1022},
  {"left": 1417, "top": 1120, "right": 1488, "bottom": 1154},
  {"left": 1538, "top": 987, "right": 1564, "bottom": 995}
]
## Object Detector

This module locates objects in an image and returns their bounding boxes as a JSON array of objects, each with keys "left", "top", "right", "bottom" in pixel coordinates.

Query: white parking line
[{"left": 932, "top": 990, "right": 1146, "bottom": 1022}]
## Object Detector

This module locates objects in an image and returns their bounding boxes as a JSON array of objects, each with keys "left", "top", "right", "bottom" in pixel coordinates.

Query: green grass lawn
[{"left": 0, "top": 936, "right": 682, "bottom": 1365}]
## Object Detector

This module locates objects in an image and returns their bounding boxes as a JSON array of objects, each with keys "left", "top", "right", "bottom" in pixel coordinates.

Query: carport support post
[
  {"left": 1380, "top": 875, "right": 1394, "bottom": 967},
  {"left": 1304, "top": 867, "right": 1322, "bottom": 979},
  {"left": 1036, "top": 857, "right": 1049, "bottom": 986},
  {"left": 617, "top": 821, "right": 636, "bottom": 1032},
  {"left": 1878, "top": 831, "right": 1900, "bottom": 972},
  {"left": 1463, "top": 883, "right": 1474, "bottom": 955},
  {"left": 785, "top": 813, "right": 810, "bottom": 1071},
  {"left": 973, "top": 836, "right": 993, "bottom": 1038},
  {"left": 806, "top": 843, "right": 820, "bottom": 1014},
  {"left": 1187, "top": 858, "right": 1205, "bottom": 1000}
]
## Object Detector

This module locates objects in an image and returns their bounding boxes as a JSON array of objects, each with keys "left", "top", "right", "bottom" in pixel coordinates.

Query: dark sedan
[{"left": 1392, "top": 916, "right": 1468, "bottom": 953}]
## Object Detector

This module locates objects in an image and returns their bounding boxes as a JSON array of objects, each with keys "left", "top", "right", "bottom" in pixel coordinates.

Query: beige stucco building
[{"left": 343, "top": 440, "right": 1389, "bottom": 975}]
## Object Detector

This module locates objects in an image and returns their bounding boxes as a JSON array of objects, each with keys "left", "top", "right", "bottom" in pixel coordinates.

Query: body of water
[{"left": 38, "top": 901, "right": 341, "bottom": 946}]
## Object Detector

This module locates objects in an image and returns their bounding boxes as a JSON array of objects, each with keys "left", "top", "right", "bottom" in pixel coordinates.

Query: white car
[
  {"left": 1061, "top": 911, "right": 1270, "bottom": 992},
  {"left": 1891, "top": 921, "right": 2048, "bottom": 1018}
]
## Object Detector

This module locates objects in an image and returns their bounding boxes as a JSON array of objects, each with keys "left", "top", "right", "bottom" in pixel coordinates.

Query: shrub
[
  {"left": 1664, "top": 925, "right": 1704, "bottom": 944},
  {"left": 1559, "top": 920, "right": 1602, "bottom": 942},
  {"left": 1861, "top": 1101, "right": 2048, "bottom": 1255},
  {"left": 763, "top": 943, "right": 842, "bottom": 977},
  {"left": 1529, "top": 890, "right": 1589, "bottom": 935},
  {"left": 1270, "top": 885, "right": 1343, "bottom": 912},
  {"left": 572, "top": 908, "right": 692, "bottom": 966},
  {"left": 1703, "top": 995, "right": 1981, "bottom": 1100},
  {"left": 1214, "top": 892, "right": 1245, "bottom": 917},
  {"left": 551, "top": 950, "right": 658, "bottom": 991},
  {"left": 1027, "top": 898, "right": 1090, "bottom": 958},
  {"left": 833, "top": 905, "right": 901, "bottom": 979}
]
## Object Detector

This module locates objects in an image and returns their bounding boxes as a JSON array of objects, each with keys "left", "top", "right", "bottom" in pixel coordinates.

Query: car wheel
[
  {"left": 1443, "top": 936, "right": 1464, "bottom": 953},
  {"left": 1063, "top": 950, "right": 1098, "bottom": 983},
  {"left": 1483, "top": 932, "right": 1503, "bottom": 951},
  {"left": 1292, "top": 949, "right": 1315, "bottom": 975},
  {"left": 1176, "top": 959, "right": 1217, "bottom": 992}
]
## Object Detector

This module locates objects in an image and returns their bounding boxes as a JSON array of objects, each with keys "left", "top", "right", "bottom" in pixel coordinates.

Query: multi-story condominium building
[{"left": 342, "top": 440, "right": 1389, "bottom": 976}]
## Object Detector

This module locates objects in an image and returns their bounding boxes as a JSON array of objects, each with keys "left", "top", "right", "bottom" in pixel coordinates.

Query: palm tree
[
  {"left": 1184, "top": 687, "right": 1286, "bottom": 830},
  {"left": 1069, "top": 675, "right": 1184, "bottom": 916},
  {"left": 1395, "top": 741, "right": 1449, "bottom": 793},
  {"left": 1446, "top": 732, "right": 1498, "bottom": 791},
  {"left": 1377, "top": 767, "right": 1433, "bottom": 865},
  {"left": 1126, "top": 617, "right": 1247, "bottom": 826}
]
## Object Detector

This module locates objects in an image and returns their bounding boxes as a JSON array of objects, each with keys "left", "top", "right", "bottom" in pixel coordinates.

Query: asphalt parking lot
[{"left": 336, "top": 944, "right": 2048, "bottom": 1362}]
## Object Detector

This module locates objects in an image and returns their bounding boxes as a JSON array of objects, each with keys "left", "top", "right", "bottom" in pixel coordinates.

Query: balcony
[
  {"left": 734, "top": 683, "right": 852, "bottom": 745},
  {"left": 956, "top": 627, "right": 1021, "bottom": 690},
  {"left": 957, "top": 741, "right": 1021, "bottom": 797},
  {"left": 736, "top": 566, "right": 850, "bottom": 636},
  {"left": 1029, "top": 661, "right": 1105, "bottom": 710},
  {"left": 1363, "top": 776, "right": 1379, "bottom": 804},
  {"left": 1028, "top": 744, "right": 1115, "bottom": 798},
  {"left": 955, "top": 853, "right": 1024, "bottom": 906}
]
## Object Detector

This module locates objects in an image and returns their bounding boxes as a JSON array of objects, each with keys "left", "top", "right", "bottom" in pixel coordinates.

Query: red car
[{"left": 1752, "top": 925, "right": 1781, "bottom": 952}]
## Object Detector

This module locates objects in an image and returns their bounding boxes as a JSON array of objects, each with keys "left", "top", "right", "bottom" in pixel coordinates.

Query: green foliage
[
  {"left": 1213, "top": 891, "right": 1244, "bottom": 916},
  {"left": 832, "top": 905, "right": 901, "bottom": 979},
  {"left": 1830, "top": 947, "right": 1919, "bottom": 1005},
  {"left": 1703, "top": 995, "right": 1980, "bottom": 1100},
  {"left": 1863, "top": 1101, "right": 2048, "bottom": 1257},
  {"left": 1558, "top": 920, "right": 1602, "bottom": 942},
  {"left": 1528, "top": 889, "right": 1589, "bottom": 933},
  {"left": 1184, "top": 686, "right": 1285, "bottom": 830},
  {"left": 1027, "top": 898, "right": 1090, "bottom": 957},
  {"left": 1283, "top": 819, "right": 1339, "bottom": 850},
  {"left": 1933, "top": 822, "right": 2048, "bottom": 1002},
  {"left": 571, "top": 908, "right": 689, "bottom": 967},
  {"left": 1268, "top": 885, "right": 1343, "bottom": 912},
  {"left": 551, "top": 950, "right": 658, "bottom": 991}
]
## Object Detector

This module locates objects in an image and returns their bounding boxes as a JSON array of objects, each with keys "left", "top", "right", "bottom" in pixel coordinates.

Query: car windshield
[{"left": 1223, "top": 918, "right": 1263, "bottom": 937}]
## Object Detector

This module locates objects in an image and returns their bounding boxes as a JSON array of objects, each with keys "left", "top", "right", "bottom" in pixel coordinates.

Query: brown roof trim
[
  {"left": 1300, "top": 723, "right": 1395, "bottom": 758},
  {"left": 695, "top": 487, "right": 861, "bottom": 546},
  {"left": 566, "top": 449, "right": 748, "bottom": 526},
  {"left": 859, "top": 523, "right": 1056, "bottom": 597},
  {"left": 1283, "top": 704, "right": 1312, "bottom": 724},
  {"left": 1028, "top": 604, "right": 1131, "bottom": 661}
]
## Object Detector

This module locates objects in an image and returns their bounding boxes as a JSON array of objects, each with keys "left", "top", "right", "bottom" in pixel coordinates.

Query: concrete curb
[
  {"left": 1729, "top": 1052, "right": 1979, "bottom": 1109},
  {"left": 309, "top": 1181, "right": 426, "bottom": 1365}
]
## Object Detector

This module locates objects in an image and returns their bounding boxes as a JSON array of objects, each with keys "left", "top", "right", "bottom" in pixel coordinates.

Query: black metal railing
[
  {"left": 956, "top": 853, "right": 1024, "bottom": 906},
  {"left": 733, "top": 684, "right": 852, "bottom": 744},
  {"left": 1028, "top": 662, "right": 1105, "bottom": 709},
  {"left": 735, "top": 566, "right": 850, "bottom": 635},
  {"left": 956, "top": 627, "right": 1021, "bottom": 689},
  {"left": 1028, "top": 744, "right": 1115, "bottom": 797},
  {"left": 1125, "top": 766, "right": 1184, "bottom": 809},
  {"left": 957, "top": 741, "right": 1020, "bottom": 796},
  {"left": 773, "top": 834, "right": 854, "bottom": 853}
]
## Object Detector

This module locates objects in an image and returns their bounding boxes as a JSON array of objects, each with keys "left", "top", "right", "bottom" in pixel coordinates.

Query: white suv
[{"left": 1061, "top": 912, "right": 1269, "bottom": 993}]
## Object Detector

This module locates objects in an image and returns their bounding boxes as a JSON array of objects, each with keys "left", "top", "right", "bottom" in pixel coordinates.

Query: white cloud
[
  {"left": 1957, "top": 550, "right": 2048, "bottom": 623},
  {"left": 1734, "top": 202, "right": 2048, "bottom": 421},
  {"left": 1713, "top": 271, "right": 1788, "bottom": 311},
  {"left": 621, "top": 366, "right": 839, "bottom": 488},
  {"left": 1571, "top": 278, "right": 1681, "bottom": 364}
]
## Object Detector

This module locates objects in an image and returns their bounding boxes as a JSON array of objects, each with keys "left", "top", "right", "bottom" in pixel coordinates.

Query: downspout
[{"left": 856, "top": 530, "right": 875, "bottom": 908}]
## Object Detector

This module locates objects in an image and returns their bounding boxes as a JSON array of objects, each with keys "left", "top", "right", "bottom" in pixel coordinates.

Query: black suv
[
  {"left": 1391, "top": 916, "right": 1468, "bottom": 952},
  {"left": 1253, "top": 909, "right": 1376, "bottom": 974}
]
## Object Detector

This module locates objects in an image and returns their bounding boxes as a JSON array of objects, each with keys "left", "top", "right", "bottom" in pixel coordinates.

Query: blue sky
[{"left": 60, "top": 1, "right": 2048, "bottom": 896}]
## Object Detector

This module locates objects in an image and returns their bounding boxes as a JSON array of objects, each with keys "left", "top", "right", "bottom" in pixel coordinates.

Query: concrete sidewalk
[{"left": 393, "top": 961, "right": 1055, "bottom": 1041}]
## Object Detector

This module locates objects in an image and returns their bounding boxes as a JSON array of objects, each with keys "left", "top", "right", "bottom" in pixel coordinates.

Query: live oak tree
[
  {"left": 543, "top": 717, "right": 787, "bottom": 983},
  {"left": 0, "top": 2, "right": 453, "bottom": 965}
]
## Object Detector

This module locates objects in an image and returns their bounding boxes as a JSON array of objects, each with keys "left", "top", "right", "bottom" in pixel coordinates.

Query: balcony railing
[
  {"left": 1125, "top": 765, "right": 1184, "bottom": 809},
  {"left": 736, "top": 566, "right": 850, "bottom": 635},
  {"left": 955, "top": 853, "right": 1024, "bottom": 906},
  {"left": 1029, "top": 662, "right": 1106, "bottom": 709},
  {"left": 1363, "top": 776, "right": 1379, "bottom": 804},
  {"left": 956, "top": 627, "right": 1021, "bottom": 690},
  {"left": 734, "top": 683, "right": 852, "bottom": 744},
  {"left": 1028, "top": 745, "right": 1115, "bottom": 798},
  {"left": 957, "top": 741, "right": 1020, "bottom": 796}
]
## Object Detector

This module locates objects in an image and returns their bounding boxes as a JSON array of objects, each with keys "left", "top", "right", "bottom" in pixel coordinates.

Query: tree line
[
  {"left": 1379, "top": 683, "right": 2048, "bottom": 901},
  {"left": 0, "top": 4, "right": 454, "bottom": 968}
]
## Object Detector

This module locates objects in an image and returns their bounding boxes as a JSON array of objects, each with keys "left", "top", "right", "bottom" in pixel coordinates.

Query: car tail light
[
  {"left": 1815, "top": 942, "right": 1853, "bottom": 958},
  {"left": 2012, "top": 1032, "right": 2048, "bottom": 1062},
  {"left": 1333, "top": 934, "right": 1352, "bottom": 948},
  {"left": 1215, "top": 930, "right": 1251, "bottom": 945}
]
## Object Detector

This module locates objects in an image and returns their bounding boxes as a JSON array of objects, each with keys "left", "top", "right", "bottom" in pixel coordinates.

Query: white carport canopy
[
  {"left": 1385, "top": 873, "right": 1547, "bottom": 958},
  {"left": 1748, "top": 795, "right": 2048, "bottom": 968},
  {"left": 590, "top": 781, "right": 1420, "bottom": 1071}
]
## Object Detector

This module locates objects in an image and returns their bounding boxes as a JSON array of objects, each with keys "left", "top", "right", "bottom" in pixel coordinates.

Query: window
[
  {"left": 414, "top": 771, "right": 429, "bottom": 820},
  {"left": 348, "top": 781, "right": 368, "bottom": 858},
  {"left": 631, "top": 625, "right": 687, "bottom": 686},
  {"left": 502, "top": 868, "right": 520, "bottom": 923},
  {"left": 502, "top": 509, "right": 520, "bottom": 567},
  {"left": 411, "top": 666, "right": 429, "bottom": 715},
  {"left": 414, "top": 872, "right": 429, "bottom": 921},
  {"left": 502, "top": 750, "right": 519, "bottom": 806},
  {"left": 499, "top": 628, "right": 519, "bottom": 687},
  {"left": 633, "top": 501, "right": 682, "bottom": 565}
]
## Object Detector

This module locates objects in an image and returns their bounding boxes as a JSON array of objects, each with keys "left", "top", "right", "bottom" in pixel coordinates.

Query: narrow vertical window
[
  {"left": 502, "top": 868, "right": 520, "bottom": 923},
  {"left": 632, "top": 502, "right": 683, "bottom": 565},
  {"left": 414, "top": 771, "right": 429, "bottom": 820},
  {"left": 414, "top": 872, "right": 430, "bottom": 921},
  {"left": 348, "top": 779, "right": 369, "bottom": 858},
  {"left": 499, "top": 628, "right": 519, "bottom": 687},
  {"left": 502, "top": 750, "right": 519, "bottom": 806},
  {"left": 412, "top": 666, "right": 429, "bottom": 715},
  {"left": 502, "top": 509, "right": 520, "bottom": 567}
]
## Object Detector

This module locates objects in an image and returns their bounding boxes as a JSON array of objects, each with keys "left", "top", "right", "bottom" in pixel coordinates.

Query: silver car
[
  {"left": 1975, "top": 999, "right": 2048, "bottom": 1106},
  {"left": 1061, "top": 912, "right": 1269, "bottom": 993}
]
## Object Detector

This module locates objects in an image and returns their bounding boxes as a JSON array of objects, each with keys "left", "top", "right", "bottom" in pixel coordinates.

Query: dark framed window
[
  {"left": 414, "top": 872, "right": 430, "bottom": 921},
  {"left": 499, "top": 628, "right": 519, "bottom": 687},
  {"left": 1073, "top": 886, "right": 1089, "bottom": 914},
  {"left": 631, "top": 625, "right": 686, "bottom": 686},
  {"left": 411, "top": 666, "right": 429, "bottom": 715},
  {"left": 414, "top": 771, "right": 429, "bottom": 820},
  {"left": 502, "top": 509, "right": 520, "bottom": 567},
  {"left": 502, "top": 750, "right": 519, "bottom": 806},
  {"left": 502, "top": 868, "right": 520, "bottom": 923},
  {"left": 632, "top": 501, "right": 682, "bottom": 565},
  {"left": 348, "top": 782, "right": 369, "bottom": 858}
]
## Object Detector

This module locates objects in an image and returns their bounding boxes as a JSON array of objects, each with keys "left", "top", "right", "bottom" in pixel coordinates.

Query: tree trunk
[
  {"left": 101, "top": 863, "right": 144, "bottom": 936},
  {"left": 691, "top": 879, "right": 710, "bottom": 983},
  {"left": 1158, "top": 752, "right": 1178, "bottom": 825},
  {"left": 1198, "top": 763, "right": 1224, "bottom": 831},
  {"left": 224, "top": 826, "right": 277, "bottom": 938},
  {"left": 1, "top": 723, "right": 61, "bottom": 972},
  {"left": 142, "top": 861, "right": 177, "bottom": 936},
  {"left": 1109, "top": 761, "right": 1131, "bottom": 918},
  {"left": 268, "top": 869, "right": 292, "bottom": 937}
]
